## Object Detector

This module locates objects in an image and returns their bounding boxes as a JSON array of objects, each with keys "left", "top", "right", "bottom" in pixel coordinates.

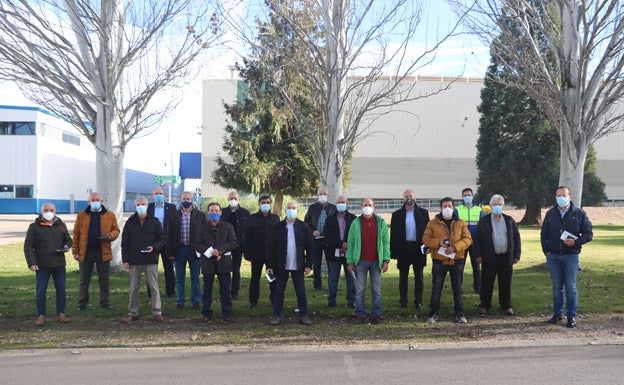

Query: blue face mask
[
  {"left": 136, "top": 205, "right": 148, "bottom": 215},
  {"left": 260, "top": 203, "right": 271, "bottom": 213},
  {"left": 90, "top": 201, "right": 101, "bottom": 211},
  {"left": 208, "top": 213, "right": 221, "bottom": 222},
  {"left": 285, "top": 209, "right": 297, "bottom": 219},
  {"left": 556, "top": 196, "right": 569, "bottom": 208},
  {"left": 336, "top": 203, "right": 347, "bottom": 212},
  {"left": 463, "top": 196, "right": 473, "bottom": 205},
  {"left": 154, "top": 195, "right": 164, "bottom": 203},
  {"left": 181, "top": 201, "right": 193, "bottom": 209},
  {"left": 491, "top": 205, "right": 503, "bottom": 216}
]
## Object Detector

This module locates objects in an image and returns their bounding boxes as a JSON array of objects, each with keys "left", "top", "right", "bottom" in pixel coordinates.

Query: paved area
[{"left": 0, "top": 213, "right": 77, "bottom": 245}]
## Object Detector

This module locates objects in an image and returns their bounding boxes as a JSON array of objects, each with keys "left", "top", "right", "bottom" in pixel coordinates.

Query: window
[
  {"left": 0, "top": 122, "right": 36, "bottom": 135},
  {"left": 0, "top": 185, "right": 33, "bottom": 198},
  {"left": 62, "top": 131, "right": 81, "bottom": 146}
]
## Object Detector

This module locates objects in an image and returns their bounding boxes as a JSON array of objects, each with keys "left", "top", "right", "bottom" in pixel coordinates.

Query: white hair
[
  {"left": 490, "top": 194, "right": 505, "bottom": 205},
  {"left": 135, "top": 196, "right": 148, "bottom": 204}
]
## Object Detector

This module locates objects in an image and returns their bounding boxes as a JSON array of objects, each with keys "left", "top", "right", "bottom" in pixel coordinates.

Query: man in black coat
[
  {"left": 323, "top": 195, "right": 356, "bottom": 308},
  {"left": 303, "top": 187, "right": 337, "bottom": 291},
  {"left": 243, "top": 195, "right": 280, "bottom": 308},
  {"left": 147, "top": 186, "right": 176, "bottom": 298},
  {"left": 390, "top": 189, "right": 430, "bottom": 310},
  {"left": 220, "top": 190, "right": 250, "bottom": 301},
  {"left": 121, "top": 196, "right": 165, "bottom": 323},
  {"left": 267, "top": 201, "right": 314, "bottom": 326},
  {"left": 473, "top": 194, "right": 521, "bottom": 316}
]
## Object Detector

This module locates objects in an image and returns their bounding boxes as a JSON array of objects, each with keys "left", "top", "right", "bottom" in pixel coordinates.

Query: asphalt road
[{"left": 1, "top": 344, "right": 622, "bottom": 385}]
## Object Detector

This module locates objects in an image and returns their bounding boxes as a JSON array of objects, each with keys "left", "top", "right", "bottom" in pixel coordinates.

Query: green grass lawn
[{"left": 1, "top": 225, "right": 623, "bottom": 348}]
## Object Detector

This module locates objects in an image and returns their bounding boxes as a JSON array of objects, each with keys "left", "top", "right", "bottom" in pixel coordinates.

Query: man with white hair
[{"left": 472, "top": 194, "right": 521, "bottom": 316}]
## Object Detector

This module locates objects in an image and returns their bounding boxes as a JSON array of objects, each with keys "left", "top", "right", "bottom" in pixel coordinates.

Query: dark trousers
[
  {"left": 429, "top": 259, "right": 465, "bottom": 316},
  {"left": 78, "top": 249, "right": 110, "bottom": 306},
  {"left": 312, "top": 238, "right": 328, "bottom": 290},
  {"left": 479, "top": 257, "right": 513, "bottom": 310},
  {"left": 463, "top": 245, "right": 481, "bottom": 293},
  {"left": 399, "top": 264, "right": 424, "bottom": 307},
  {"left": 147, "top": 246, "right": 175, "bottom": 298},
  {"left": 273, "top": 270, "right": 308, "bottom": 317},
  {"left": 231, "top": 248, "right": 243, "bottom": 297},
  {"left": 202, "top": 272, "right": 233, "bottom": 320},
  {"left": 398, "top": 243, "right": 424, "bottom": 306},
  {"left": 249, "top": 257, "right": 275, "bottom": 305}
]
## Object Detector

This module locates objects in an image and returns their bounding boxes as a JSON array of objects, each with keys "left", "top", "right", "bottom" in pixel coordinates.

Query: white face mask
[
  {"left": 442, "top": 207, "right": 454, "bottom": 218},
  {"left": 318, "top": 194, "right": 328, "bottom": 204},
  {"left": 42, "top": 211, "right": 55, "bottom": 221},
  {"left": 229, "top": 199, "right": 239, "bottom": 207},
  {"left": 362, "top": 206, "right": 374, "bottom": 216}
]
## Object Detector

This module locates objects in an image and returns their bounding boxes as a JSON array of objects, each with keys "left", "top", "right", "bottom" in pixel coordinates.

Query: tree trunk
[
  {"left": 274, "top": 191, "right": 284, "bottom": 219},
  {"left": 559, "top": 128, "right": 588, "bottom": 206},
  {"left": 519, "top": 203, "right": 542, "bottom": 225}
]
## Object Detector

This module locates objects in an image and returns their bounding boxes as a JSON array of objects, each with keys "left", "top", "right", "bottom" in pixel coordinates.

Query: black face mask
[
  {"left": 405, "top": 198, "right": 415, "bottom": 206},
  {"left": 181, "top": 201, "right": 193, "bottom": 209}
]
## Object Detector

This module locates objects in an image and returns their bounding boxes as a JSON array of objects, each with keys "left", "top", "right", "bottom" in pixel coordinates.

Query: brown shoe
[
  {"left": 35, "top": 315, "right": 46, "bottom": 326},
  {"left": 192, "top": 303, "right": 201, "bottom": 310},
  {"left": 505, "top": 307, "right": 514, "bottom": 316},
  {"left": 154, "top": 314, "right": 164, "bottom": 322},
  {"left": 121, "top": 315, "right": 139, "bottom": 323},
  {"left": 478, "top": 306, "right": 487, "bottom": 316},
  {"left": 57, "top": 313, "right": 69, "bottom": 323}
]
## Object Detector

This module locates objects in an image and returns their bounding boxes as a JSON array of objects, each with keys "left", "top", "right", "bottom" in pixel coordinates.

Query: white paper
[
  {"left": 560, "top": 231, "right": 578, "bottom": 241},
  {"left": 199, "top": 247, "right": 213, "bottom": 259},
  {"left": 335, "top": 248, "right": 341, "bottom": 257},
  {"left": 438, "top": 247, "right": 456, "bottom": 259},
  {"left": 265, "top": 272, "right": 277, "bottom": 282},
  {"left": 195, "top": 251, "right": 201, "bottom": 259}
]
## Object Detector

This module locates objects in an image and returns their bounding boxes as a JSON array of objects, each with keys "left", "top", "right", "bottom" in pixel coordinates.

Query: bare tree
[
  {"left": 0, "top": 0, "right": 225, "bottom": 264},
  {"left": 228, "top": 0, "right": 467, "bottom": 199},
  {"left": 450, "top": 0, "right": 624, "bottom": 204}
]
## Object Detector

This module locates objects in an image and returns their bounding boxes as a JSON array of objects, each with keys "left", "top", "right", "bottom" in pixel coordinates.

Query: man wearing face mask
[
  {"left": 472, "top": 194, "right": 521, "bottom": 317},
  {"left": 166, "top": 191, "right": 206, "bottom": 311},
  {"left": 323, "top": 195, "right": 357, "bottom": 308},
  {"left": 347, "top": 198, "right": 391, "bottom": 324},
  {"left": 390, "top": 189, "right": 430, "bottom": 311},
  {"left": 73, "top": 192, "right": 120, "bottom": 311},
  {"left": 266, "top": 201, "right": 314, "bottom": 325},
  {"left": 541, "top": 186, "right": 593, "bottom": 328},
  {"left": 304, "top": 187, "right": 337, "bottom": 292},
  {"left": 196, "top": 202, "right": 238, "bottom": 324},
  {"left": 147, "top": 186, "right": 176, "bottom": 298},
  {"left": 456, "top": 187, "right": 483, "bottom": 294},
  {"left": 423, "top": 197, "right": 472, "bottom": 323},
  {"left": 24, "top": 202, "right": 72, "bottom": 326},
  {"left": 243, "top": 195, "right": 280, "bottom": 308},
  {"left": 220, "top": 190, "right": 249, "bottom": 301},
  {"left": 121, "top": 196, "right": 165, "bottom": 323}
]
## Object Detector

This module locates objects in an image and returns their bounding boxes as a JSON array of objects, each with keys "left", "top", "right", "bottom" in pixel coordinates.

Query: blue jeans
[
  {"left": 202, "top": 272, "right": 233, "bottom": 319},
  {"left": 546, "top": 253, "right": 579, "bottom": 317},
  {"left": 429, "top": 259, "right": 465, "bottom": 316},
  {"left": 354, "top": 260, "right": 382, "bottom": 318},
  {"left": 327, "top": 259, "right": 355, "bottom": 306},
  {"left": 36, "top": 266, "right": 66, "bottom": 316},
  {"left": 174, "top": 245, "right": 201, "bottom": 306},
  {"left": 273, "top": 270, "right": 308, "bottom": 317}
]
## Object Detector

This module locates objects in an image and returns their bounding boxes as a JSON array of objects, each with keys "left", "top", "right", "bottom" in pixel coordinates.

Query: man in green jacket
[
  {"left": 347, "top": 198, "right": 391, "bottom": 325},
  {"left": 24, "top": 202, "right": 72, "bottom": 326}
]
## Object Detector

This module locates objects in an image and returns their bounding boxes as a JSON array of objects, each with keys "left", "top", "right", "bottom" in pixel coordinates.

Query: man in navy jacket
[{"left": 541, "top": 186, "right": 593, "bottom": 328}]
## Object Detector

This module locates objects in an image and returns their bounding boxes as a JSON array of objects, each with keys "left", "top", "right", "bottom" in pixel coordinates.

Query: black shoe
[
  {"left": 313, "top": 287, "right": 322, "bottom": 292},
  {"left": 101, "top": 304, "right": 113, "bottom": 310},
  {"left": 399, "top": 303, "right": 407, "bottom": 308},
  {"left": 76, "top": 305, "right": 86, "bottom": 311},
  {"left": 347, "top": 303, "right": 355, "bottom": 308},
  {"left": 546, "top": 315, "right": 563, "bottom": 324},
  {"left": 566, "top": 316, "right": 577, "bottom": 328},
  {"left": 231, "top": 294, "right": 239, "bottom": 300},
  {"left": 248, "top": 302, "right": 257, "bottom": 309},
  {"left": 327, "top": 303, "right": 336, "bottom": 308},
  {"left": 197, "top": 316, "right": 212, "bottom": 324},
  {"left": 415, "top": 303, "right": 423, "bottom": 312},
  {"left": 222, "top": 316, "right": 238, "bottom": 325}
]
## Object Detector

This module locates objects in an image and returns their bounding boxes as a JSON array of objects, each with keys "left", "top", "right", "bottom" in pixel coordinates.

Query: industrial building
[{"left": 200, "top": 78, "right": 624, "bottom": 205}]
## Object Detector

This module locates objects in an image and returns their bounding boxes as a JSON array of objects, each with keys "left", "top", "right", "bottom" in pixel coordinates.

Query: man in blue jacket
[{"left": 541, "top": 186, "right": 593, "bottom": 328}]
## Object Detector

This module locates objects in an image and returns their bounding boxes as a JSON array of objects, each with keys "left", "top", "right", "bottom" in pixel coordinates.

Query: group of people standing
[{"left": 24, "top": 185, "right": 592, "bottom": 329}]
